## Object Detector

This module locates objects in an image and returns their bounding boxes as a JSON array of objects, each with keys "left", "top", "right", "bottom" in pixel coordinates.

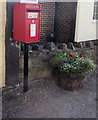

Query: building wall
[
  {"left": 39, "top": 2, "right": 77, "bottom": 43},
  {"left": 0, "top": 1, "right": 6, "bottom": 87},
  {"left": 40, "top": 2, "right": 55, "bottom": 42},
  {"left": 55, "top": 2, "right": 77, "bottom": 43},
  {"left": 75, "top": 0, "right": 97, "bottom": 42}
]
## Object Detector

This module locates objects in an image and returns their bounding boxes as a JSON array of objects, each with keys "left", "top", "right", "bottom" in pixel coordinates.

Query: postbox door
[{"left": 25, "top": 19, "right": 40, "bottom": 43}]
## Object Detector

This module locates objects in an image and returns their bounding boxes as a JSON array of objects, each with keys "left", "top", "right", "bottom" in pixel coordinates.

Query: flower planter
[
  {"left": 54, "top": 69, "right": 85, "bottom": 90},
  {"left": 50, "top": 51, "right": 96, "bottom": 90}
]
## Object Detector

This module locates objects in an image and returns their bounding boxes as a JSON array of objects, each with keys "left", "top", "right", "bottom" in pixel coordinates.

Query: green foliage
[
  {"left": 49, "top": 51, "right": 96, "bottom": 74},
  {"left": 49, "top": 52, "right": 66, "bottom": 67}
]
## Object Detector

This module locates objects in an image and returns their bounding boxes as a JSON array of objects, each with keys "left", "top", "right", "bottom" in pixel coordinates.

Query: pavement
[
  {"left": 2, "top": 46, "right": 98, "bottom": 119},
  {"left": 2, "top": 70, "right": 97, "bottom": 118}
]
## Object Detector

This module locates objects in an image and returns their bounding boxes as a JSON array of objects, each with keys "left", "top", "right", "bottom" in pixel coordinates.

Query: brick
[
  {"left": 55, "top": 2, "right": 77, "bottom": 43},
  {"left": 39, "top": 2, "right": 55, "bottom": 42}
]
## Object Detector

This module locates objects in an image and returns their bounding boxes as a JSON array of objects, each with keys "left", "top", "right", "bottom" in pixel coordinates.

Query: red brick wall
[
  {"left": 54, "top": 2, "right": 77, "bottom": 43},
  {"left": 40, "top": 3, "right": 55, "bottom": 42},
  {"left": 39, "top": 2, "right": 77, "bottom": 43}
]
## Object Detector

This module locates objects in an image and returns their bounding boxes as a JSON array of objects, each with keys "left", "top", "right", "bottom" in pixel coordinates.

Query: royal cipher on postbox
[{"left": 13, "top": 3, "right": 41, "bottom": 43}]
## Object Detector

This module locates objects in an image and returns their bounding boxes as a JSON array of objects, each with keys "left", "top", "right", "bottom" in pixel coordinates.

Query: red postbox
[{"left": 13, "top": 3, "right": 41, "bottom": 43}]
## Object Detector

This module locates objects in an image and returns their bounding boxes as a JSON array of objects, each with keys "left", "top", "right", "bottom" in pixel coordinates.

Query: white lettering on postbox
[{"left": 28, "top": 13, "right": 38, "bottom": 18}]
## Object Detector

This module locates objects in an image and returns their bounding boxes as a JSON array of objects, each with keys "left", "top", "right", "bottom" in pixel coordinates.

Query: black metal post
[{"left": 23, "top": 43, "right": 28, "bottom": 92}]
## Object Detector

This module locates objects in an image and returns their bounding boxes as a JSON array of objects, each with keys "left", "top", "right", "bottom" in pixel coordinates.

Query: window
[{"left": 93, "top": 0, "right": 98, "bottom": 20}]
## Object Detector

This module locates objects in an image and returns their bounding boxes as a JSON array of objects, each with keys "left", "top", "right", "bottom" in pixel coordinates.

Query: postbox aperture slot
[{"left": 27, "top": 10, "right": 40, "bottom": 12}]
